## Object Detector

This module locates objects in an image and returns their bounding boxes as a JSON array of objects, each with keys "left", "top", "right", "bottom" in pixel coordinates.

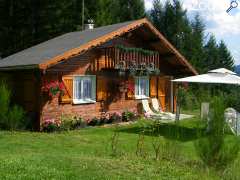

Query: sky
[{"left": 144, "top": 0, "right": 240, "bottom": 65}]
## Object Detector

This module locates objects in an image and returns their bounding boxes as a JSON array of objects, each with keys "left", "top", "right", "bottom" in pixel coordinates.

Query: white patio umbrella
[
  {"left": 172, "top": 68, "right": 240, "bottom": 135},
  {"left": 172, "top": 68, "right": 240, "bottom": 85}
]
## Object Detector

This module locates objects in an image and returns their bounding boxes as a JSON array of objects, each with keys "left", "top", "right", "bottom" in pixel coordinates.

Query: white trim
[
  {"left": 134, "top": 76, "right": 149, "bottom": 99},
  {"left": 73, "top": 99, "right": 96, "bottom": 104},
  {"left": 135, "top": 95, "right": 150, "bottom": 100},
  {"left": 73, "top": 75, "right": 96, "bottom": 104},
  {"left": 170, "top": 76, "right": 174, "bottom": 113}
]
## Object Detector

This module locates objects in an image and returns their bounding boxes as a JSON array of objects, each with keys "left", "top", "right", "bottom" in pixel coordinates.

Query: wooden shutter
[
  {"left": 97, "top": 76, "right": 107, "bottom": 101},
  {"left": 164, "top": 78, "right": 171, "bottom": 112},
  {"left": 150, "top": 76, "right": 157, "bottom": 98},
  {"left": 158, "top": 78, "right": 166, "bottom": 111},
  {"left": 126, "top": 77, "right": 135, "bottom": 99},
  {"left": 60, "top": 76, "right": 73, "bottom": 103}
]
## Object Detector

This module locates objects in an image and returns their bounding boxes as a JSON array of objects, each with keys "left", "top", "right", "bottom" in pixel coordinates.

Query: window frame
[
  {"left": 134, "top": 76, "right": 150, "bottom": 100},
  {"left": 73, "top": 75, "right": 96, "bottom": 104}
]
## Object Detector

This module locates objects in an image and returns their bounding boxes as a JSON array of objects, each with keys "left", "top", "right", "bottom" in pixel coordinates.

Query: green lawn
[{"left": 0, "top": 118, "right": 239, "bottom": 179}]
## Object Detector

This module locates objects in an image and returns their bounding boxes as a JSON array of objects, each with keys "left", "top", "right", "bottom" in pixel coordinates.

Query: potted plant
[{"left": 42, "top": 80, "right": 65, "bottom": 98}]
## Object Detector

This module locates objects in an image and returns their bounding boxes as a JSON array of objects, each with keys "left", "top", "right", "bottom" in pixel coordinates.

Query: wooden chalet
[{"left": 0, "top": 18, "right": 197, "bottom": 130}]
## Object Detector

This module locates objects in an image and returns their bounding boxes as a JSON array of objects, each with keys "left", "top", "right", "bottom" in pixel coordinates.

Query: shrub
[
  {"left": 88, "top": 117, "right": 99, "bottom": 126},
  {"left": 99, "top": 112, "right": 110, "bottom": 125},
  {"left": 7, "top": 105, "right": 25, "bottom": 130},
  {"left": 0, "top": 82, "right": 26, "bottom": 130},
  {"left": 42, "top": 118, "right": 61, "bottom": 132},
  {"left": 195, "top": 96, "right": 240, "bottom": 170},
  {"left": 60, "top": 114, "right": 85, "bottom": 130},
  {"left": 72, "top": 116, "right": 85, "bottom": 129},
  {"left": 224, "top": 88, "right": 240, "bottom": 112},
  {"left": 122, "top": 110, "right": 137, "bottom": 122},
  {"left": 109, "top": 112, "right": 122, "bottom": 123},
  {"left": 0, "top": 82, "right": 11, "bottom": 128}
]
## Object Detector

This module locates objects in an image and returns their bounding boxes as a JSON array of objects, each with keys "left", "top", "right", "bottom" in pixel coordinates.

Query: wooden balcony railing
[{"left": 103, "top": 47, "right": 160, "bottom": 70}]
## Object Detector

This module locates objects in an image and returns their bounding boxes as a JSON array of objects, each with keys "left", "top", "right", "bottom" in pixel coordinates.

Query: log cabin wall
[
  {"left": 40, "top": 37, "right": 175, "bottom": 124},
  {"left": 0, "top": 70, "right": 41, "bottom": 130}
]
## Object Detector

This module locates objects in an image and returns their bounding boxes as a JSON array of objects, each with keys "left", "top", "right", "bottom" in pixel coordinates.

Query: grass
[{"left": 0, "top": 117, "right": 239, "bottom": 179}]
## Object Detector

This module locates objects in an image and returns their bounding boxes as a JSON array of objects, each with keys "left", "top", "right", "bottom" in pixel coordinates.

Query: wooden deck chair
[
  {"left": 151, "top": 98, "right": 175, "bottom": 119},
  {"left": 141, "top": 99, "right": 169, "bottom": 120}
]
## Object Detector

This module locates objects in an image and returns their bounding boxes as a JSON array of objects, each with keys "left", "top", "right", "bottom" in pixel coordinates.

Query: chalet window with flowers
[
  {"left": 73, "top": 75, "right": 96, "bottom": 104},
  {"left": 134, "top": 76, "right": 149, "bottom": 99}
]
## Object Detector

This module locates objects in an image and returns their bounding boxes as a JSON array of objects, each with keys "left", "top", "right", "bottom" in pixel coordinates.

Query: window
[
  {"left": 73, "top": 75, "right": 96, "bottom": 104},
  {"left": 135, "top": 76, "right": 149, "bottom": 99}
]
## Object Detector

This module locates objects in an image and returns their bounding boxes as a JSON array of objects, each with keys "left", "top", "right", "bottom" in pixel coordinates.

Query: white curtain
[{"left": 74, "top": 77, "right": 92, "bottom": 100}]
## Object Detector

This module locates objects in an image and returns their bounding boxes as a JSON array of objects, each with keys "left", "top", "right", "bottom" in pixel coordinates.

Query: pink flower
[
  {"left": 42, "top": 118, "right": 61, "bottom": 127},
  {"left": 115, "top": 111, "right": 122, "bottom": 117},
  {"left": 144, "top": 112, "right": 151, "bottom": 118}
]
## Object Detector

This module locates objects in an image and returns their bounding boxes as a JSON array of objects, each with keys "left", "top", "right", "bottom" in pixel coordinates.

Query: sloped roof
[
  {"left": 0, "top": 20, "right": 134, "bottom": 69},
  {"left": 0, "top": 18, "right": 197, "bottom": 75}
]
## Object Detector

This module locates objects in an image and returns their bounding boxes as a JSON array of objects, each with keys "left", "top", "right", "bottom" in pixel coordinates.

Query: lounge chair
[
  {"left": 141, "top": 99, "right": 170, "bottom": 120},
  {"left": 151, "top": 98, "right": 175, "bottom": 119}
]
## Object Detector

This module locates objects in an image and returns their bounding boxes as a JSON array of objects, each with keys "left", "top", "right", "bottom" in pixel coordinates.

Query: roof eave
[
  {"left": 39, "top": 18, "right": 147, "bottom": 70},
  {"left": 39, "top": 18, "right": 198, "bottom": 75},
  {"left": 0, "top": 64, "right": 39, "bottom": 71}
]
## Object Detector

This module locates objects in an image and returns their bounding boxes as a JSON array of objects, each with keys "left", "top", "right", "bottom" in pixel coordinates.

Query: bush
[
  {"left": 0, "top": 82, "right": 26, "bottom": 130},
  {"left": 195, "top": 96, "right": 240, "bottom": 170},
  {"left": 42, "top": 118, "right": 61, "bottom": 132},
  {"left": 7, "top": 105, "right": 25, "bottom": 130},
  {"left": 122, "top": 110, "right": 137, "bottom": 122},
  {"left": 60, "top": 114, "right": 85, "bottom": 130},
  {"left": 0, "top": 82, "right": 11, "bottom": 128},
  {"left": 99, "top": 112, "right": 110, "bottom": 125},
  {"left": 224, "top": 88, "right": 240, "bottom": 112},
  {"left": 88, "top": 117, "right": 99, "bottom": 126},
  {"left": 109, "top": 112, "right": 122, "bottom": 123}
]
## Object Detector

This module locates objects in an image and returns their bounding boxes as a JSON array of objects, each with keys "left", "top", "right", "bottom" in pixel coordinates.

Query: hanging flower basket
[{"left": 42, "top": 80, "right": 66, "bottom": 98}]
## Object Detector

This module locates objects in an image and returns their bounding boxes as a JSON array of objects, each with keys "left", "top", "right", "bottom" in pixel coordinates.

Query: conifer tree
[
  {"left": 187, "top": 14, "right": 206, "bottom": 73},
  {"left": 204, "top": 35, "right": 220, "bottom": 72},
  {"left": 218, "top": 40, "right": 234, "bottom": 70}
]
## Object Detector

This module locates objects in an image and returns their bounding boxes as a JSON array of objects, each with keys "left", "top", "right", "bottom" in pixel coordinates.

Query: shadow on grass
[{"left": 119, "top": 122, "right": 206, "bottom": 142}]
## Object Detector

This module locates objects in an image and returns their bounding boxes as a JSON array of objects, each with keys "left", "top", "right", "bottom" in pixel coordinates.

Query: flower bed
[{"left": 41, "top": 110, "right": 139, "bottom": 132}]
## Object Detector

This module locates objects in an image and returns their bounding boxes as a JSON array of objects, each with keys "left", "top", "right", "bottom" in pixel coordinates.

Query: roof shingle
[{"left": 0, "top": 20, "right": 134, "bottom": 68}]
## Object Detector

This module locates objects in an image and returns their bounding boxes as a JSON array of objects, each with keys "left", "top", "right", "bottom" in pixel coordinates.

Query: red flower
[
  {"left": 126, "top": 81, "right": 135, "bottom": 93},
  {"left": 42, "top": 80, "right": 66, "bottom": 97}
]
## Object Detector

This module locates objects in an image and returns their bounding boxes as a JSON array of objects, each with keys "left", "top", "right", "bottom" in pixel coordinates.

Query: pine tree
[
  {"left": 149, "top": 0, "right": 192, "bottom": 58},
  {"left": 204, "top": 35, "right": 220, "bottom": 72},
  {"left": 149, "top": 0, "right": 164, "bottom": 32},
  {"left": 94, "top": 0, "right": 114, "bottom": 26},
  {"left": 187, "top": 14, "right": 206, "bottom": 73},
  {"left": 218, "top": 40, "right": 234, "bottom": 70},
  {"left": 111, "top": 0, "right": 145, "bottom": 23}
]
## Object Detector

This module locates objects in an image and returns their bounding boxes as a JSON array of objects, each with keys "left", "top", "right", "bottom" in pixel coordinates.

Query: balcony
[{"left": 102, "top": 46, "right": 160, "bottom": 72}]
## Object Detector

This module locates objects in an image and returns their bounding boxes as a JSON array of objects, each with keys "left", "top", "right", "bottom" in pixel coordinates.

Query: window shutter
[
  {"left": 126, "top": 77, "right": 135, "bottom": 99},
  {"left": 150, "top": 76, "right": 157, "bottom": 97},
  {"left": 146, "top": 77, "right": 150, "bottom": 97},
  {"left": 92, "top": 76, "right": 96, "bottom": 101},
  {"left": 158, "top": 78, "right": 166, "bottom": 111},
  {"left": 60, "top": 76, "right": 73, "bottom": 103},
  {"left": 97, "top": 76, "right": 107, "bottom": 101}
]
